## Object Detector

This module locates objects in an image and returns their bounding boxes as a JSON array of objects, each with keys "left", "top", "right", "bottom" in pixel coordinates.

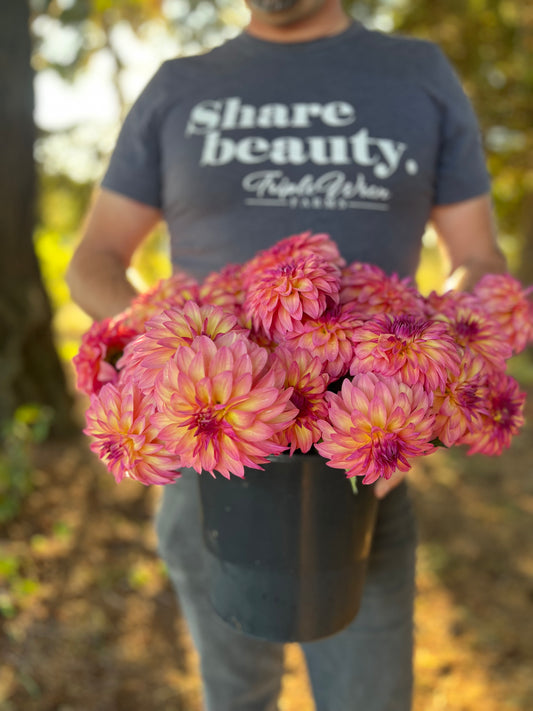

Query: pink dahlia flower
[
  {"left": 350, "top": 314, "right": 460, "bottom": 392},
  {"left": 439, "top": 303, "right": 512, "bottom": 371},
  {"left": 244, "top": 254, "right": 341, "bottom": 340},
  {"left": 118, "top": 302, "right": 243, "bottom": 392},
  {"left": 74, "top": 316, "right": 139, "bottom": 396},
  {"left": 270, "top": 347, "right": 329, "bottom": 454},
  {"left": 459, "top": 372, "right": 526, "bottom": 456},
  {"left": 473, "top": 273, "right": 533, "bottom": 354},
  {"left": 422, "top": 289, "right": 475, "bottom": 319},
  {"left": 84, "top": 380, "right": 181, "bottom": 485},
  {"left": 283, "top": 304, "right": 362, "bottom": 379},
  {"left": 316, "top": 373, "right": 435, "bottom": 483},
  {"left": 151, "top": 335, "right": 297, "bottom": 478},
  {"left": 124, "top": 271, "right": 199, "bottom": 330},
  {"left": 199, "top": 263, "right": 246, "bottom": 319},
  {"left": 242, "top": 231, "right": 345, "bottom": 287},
  {"left": 340, "top": 263, "right": 424, "bottom": 317},
  {"left": 432, "top": 355, "right": 488, "bottom": 447}
]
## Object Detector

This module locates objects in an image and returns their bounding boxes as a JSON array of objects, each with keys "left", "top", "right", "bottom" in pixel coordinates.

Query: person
[{"left": 67, "top": 0, "right": 507, "bottom": 709}]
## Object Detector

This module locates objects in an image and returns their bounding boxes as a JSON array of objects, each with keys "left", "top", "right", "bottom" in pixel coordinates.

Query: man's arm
[
  {"left": 67, "top": 189, "right": 162, "bottom": 321},
  {"left": 431, "top": 193, "right": 507, "bottom": 290},
  {"left": 375, "top": 193, "right": 506, "bottom": 500}
]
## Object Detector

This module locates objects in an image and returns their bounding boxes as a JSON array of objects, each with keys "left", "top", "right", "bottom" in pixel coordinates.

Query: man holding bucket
[{"left": 67, "top": 0, "right": 506, "bottom": 708}]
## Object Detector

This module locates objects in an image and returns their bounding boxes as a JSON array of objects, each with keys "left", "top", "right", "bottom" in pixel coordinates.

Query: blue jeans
[{"left": 156, "top": 470, "right": 417, "bottom": 711}]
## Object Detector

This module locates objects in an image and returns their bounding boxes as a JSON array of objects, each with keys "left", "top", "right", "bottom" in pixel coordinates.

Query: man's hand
[
  {"left": 431, "top": 193, "right": 507, "bottom": 291},
  {"left": 374, "top": 470, "right": 407, "bottom": 499}
]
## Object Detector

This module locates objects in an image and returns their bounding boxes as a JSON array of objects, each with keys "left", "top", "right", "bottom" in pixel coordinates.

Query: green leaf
[{"left": 429, "top": 437, "right": 447, "bottom": 448}]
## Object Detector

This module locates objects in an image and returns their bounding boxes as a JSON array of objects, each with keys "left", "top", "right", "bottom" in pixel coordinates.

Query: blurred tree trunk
[{"left": 0, "top": 0, "right": 75, "bottom": 436}]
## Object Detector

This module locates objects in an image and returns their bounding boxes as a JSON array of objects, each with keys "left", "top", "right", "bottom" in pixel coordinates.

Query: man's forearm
[
  {"left": 67, "top": 247, "right": 138, "bottom": 321},
  {"left": 67, "top": 189, "right": 162, "bottom": 321}
]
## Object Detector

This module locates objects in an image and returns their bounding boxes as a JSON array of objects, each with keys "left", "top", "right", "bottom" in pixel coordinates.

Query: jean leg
[
  {"left": 155, "top": 471, "right": 285, "bottom": 711},
  {"left": 301, "top": 481, "right": 417, "bottom": 711}
]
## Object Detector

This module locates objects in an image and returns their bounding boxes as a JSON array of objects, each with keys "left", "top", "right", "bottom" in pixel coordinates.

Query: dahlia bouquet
[{"left": 74, "top": 232, "right": 533, "bottom": 488}]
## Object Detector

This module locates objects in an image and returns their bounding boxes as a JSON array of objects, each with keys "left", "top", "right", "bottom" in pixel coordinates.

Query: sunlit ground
[{"left": 1, "top": 407, "right": 532, "bottom": 709}]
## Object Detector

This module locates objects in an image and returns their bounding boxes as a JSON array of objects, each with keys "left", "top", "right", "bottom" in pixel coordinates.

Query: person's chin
[{"left": 249, "top": 0, "right": 300, "bottom": 12}]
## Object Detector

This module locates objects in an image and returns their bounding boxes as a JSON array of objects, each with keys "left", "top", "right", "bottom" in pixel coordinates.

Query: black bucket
[{"left": 199, "top": 453, "right": 379, "bottom": 643}]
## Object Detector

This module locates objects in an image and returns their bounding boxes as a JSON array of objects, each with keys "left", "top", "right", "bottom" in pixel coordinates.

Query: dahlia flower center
[
  {"left": 191, "top": 408, "right": 220, "bottom": 435},
  {"left": 492, "top": 397, "right": 517, "bottom": 427},
  {"left": 290, "top": 390, "right": 312, "bottom": 417},
  {"left": 390, "top": 317, "right": 427, "bottom": 339},
  {"left": 455, "top": 318, "right": 480, "bottom": 339},
  {"left": 457, "top": 383, "right": 481, "bottom": 409},
  {"left": 278, "top": 262, "right": 296, "bottom": 276},
  {"left": 104, "top": 435, "right": 136, "bottom": 462},
  {"left": 104, "top": 345, "right": 124, "bottom": 368},
  {"left": 371, "top": 429, "right": 400, "bottom": 467}
]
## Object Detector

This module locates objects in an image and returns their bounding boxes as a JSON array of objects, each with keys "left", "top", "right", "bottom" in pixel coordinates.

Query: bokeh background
[{"left": 1, "top": 1, "right": 532, "bottom": 709}]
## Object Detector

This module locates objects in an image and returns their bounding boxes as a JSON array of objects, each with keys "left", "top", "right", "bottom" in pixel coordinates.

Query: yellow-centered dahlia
[
  {"left": 84, "top": 380, "right": 181, "bottom": 485},
  {"left": 199, "top": 263, "right": 247, "bottom": 319},
  {"left": 283, "top": 304, "right": 362, "bottom": 379},
  {"left": 473, "top": 273, "right": 533, "bottom": 354},
  {"left": 459, "top": 372, "right": 525, "bottom": 456},
  {"left": 242, "top": 231, "right": 345, "bottom": 287},
  {"left": 316, "top": 373, "right": 435, "bottom": 483},
  {"left": 123, "top": 271, "right": 199, "bottom": 330},
  {"left": 118, "top": 301, "right": 243, "bottom": 392},
  {"left": 152, "top": 335, "right": 297, "bottom": 477},
  {"left": 270, "top": 347, "right": 329, "bottom": 454},
  {"left": 432, "top": 355, "right": 487, "bottom": 446},
  {"left": 438, "top": 303, "right": 512, "bottom": 371},
  {"left": 350, "top": 314, "right": 460, "bottom": 392},
  {"left": 244, "top": 254, "right": 340, "bottom": 340},
  {"left": 340, "top": 263, "right": 424, "bottom": 317}
]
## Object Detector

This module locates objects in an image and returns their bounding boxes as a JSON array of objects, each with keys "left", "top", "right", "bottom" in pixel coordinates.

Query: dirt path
[{"left": 1, "top": 388, "right": 532, "bottom": 711}]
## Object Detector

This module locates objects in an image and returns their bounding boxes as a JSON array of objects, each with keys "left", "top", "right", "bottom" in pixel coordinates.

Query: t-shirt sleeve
[
  {"left": 100, "top": 64, "right": 169, "bottom": 208},
  {"left": 430, "top": 46, "right": 491, "bottom": 205}
]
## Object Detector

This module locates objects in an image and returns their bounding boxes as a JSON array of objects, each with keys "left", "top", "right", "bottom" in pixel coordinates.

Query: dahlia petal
[{"left": 212, "top": 371, "right": 234, "bottom": 404}]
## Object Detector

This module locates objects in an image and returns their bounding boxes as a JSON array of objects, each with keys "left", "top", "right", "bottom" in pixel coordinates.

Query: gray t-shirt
[{"left": 102, "top": 22, "right": 490, "bottom": 280}]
